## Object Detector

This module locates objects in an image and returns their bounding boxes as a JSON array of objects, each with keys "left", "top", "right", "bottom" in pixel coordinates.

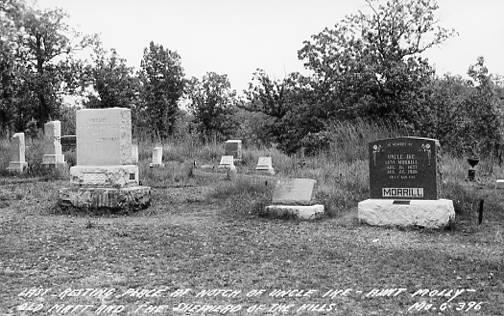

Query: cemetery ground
[{"left": 0, "top": 141, "right": 503, "bottom": 315}]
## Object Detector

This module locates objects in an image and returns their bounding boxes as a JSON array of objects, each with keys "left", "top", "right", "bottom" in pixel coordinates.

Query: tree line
[{"left": 1, "top": 0, "right": 503, "bottom": 158}]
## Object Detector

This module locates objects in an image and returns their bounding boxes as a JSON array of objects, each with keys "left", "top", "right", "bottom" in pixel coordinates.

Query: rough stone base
[
  {"left": 358, "top": 199, "right": 455, "bottom": 229},
  {"left": 70, "top": 165, "right": 138, "bottom": 188},
  {"left": 7, "top": 161, "right": 27, "bottom": 173},
  {"left": 263, "top": 204, "right": 324, "bottom": 220},
  {"left": 58, "top": 186, "right": 151, "bottom": 212},
  {"left": 42, "top": 154, "right": 65, "bottom": 165}
]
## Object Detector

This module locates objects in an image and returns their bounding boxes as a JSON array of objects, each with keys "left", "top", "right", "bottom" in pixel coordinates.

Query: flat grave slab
[{"left": 272, "top": 178, "right": 316, "bottom": 205}]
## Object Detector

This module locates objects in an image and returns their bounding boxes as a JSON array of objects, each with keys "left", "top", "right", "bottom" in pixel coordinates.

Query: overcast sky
[{"left": 35, "top": 0, "right": 504, "bottom": 93}]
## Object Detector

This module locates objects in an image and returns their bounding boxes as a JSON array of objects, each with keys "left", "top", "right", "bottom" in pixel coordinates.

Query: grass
[{"left": 0, "top": 125, "right": 503, "bottom": 315}]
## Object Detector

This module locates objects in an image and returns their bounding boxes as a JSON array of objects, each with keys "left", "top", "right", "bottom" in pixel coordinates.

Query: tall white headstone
[
  {"left": 42, "top": 120, "right": 66, "bottom": 166},
  {"left": 70, "top": 108, "right": 138, "bottom": 187},
  {"left": 149, "top": 146, "right": 164, "bottom": 167},
  {"left": 131, "top": 144, "right": 139, "bottom": 164},
  {"left": 60, "top": 107, "right": 151, "bottom": 211},
  {"left": 7, "top": 132, "right": 27, "bottom": 173}
]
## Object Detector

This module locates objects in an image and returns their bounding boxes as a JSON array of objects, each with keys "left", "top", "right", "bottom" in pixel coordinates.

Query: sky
[{"left": 35, "top": 0, "right": 504, "bottom": 93}]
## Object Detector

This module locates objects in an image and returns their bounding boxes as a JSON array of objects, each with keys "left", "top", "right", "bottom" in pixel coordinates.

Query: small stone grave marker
[
  {"left": 272, "top": 178, "right": 316, "bottom": 205},
  {"left": 256, "top": 156, "right": 274, "bottom": 175},
  {"left": 42, "top": 120, "right": 65, "bottom": 166},
  {"left": 218, "top": 155, "right": 235, "bottom": 169},
  {"left": 224, "top": 140, "right": 242, "bottom": 160},
  {"left": 369, "top": 137, "right": 440, "bottom": 200},
  {"left": 150, "top": 146, "right": 163, "bottom": 167},
  {"left": 61, "top": 135, "right": 76, "bottom": 151},
  {"left": 7, "top": 132, "right": 27, "bottom": 173},
  {"left": 131, "top": 144, "right": 138, "bottom": 164}
]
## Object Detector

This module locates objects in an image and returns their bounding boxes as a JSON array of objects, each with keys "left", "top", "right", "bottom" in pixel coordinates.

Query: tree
[
  {"left": 298, "top": 0, "right": 455, "bottom": 123},
  {"left": 242, "top": 69, "right": 326, "bottom": 152},
  {"left": 137, "top": 42, "right": 185, "bottom": 138},
  {"left": 0, "top": 0, "right": 97, "bottom": 131},
  {"left": 463, "top": 57, "right": 503, "bottom": 157},
  {"left": 0, "top": 0, "right": 26, "bottom": 133},
  {"left": 84, "top": 47, "right": 140, "bottom": 109},
  {"left": 186, "top": 72, "right": 238, "bottom": 141}
]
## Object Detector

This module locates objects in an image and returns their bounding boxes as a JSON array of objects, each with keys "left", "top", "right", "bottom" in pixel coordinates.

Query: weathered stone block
[
  {"left": 70, "top": 165, "right": 139, "bottom": 188},
  {"left": 263, "top": 204, "right": 324, "bottom": 220},
  {"left": 358, "top": 199, "right": 455, "bottom": 228},
  {"left": 58, "top": 186, "right": 151, "bottom": 212}
]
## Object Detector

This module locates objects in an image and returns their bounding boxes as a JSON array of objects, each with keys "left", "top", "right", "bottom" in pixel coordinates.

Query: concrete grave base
[
  {"left": 7, "top": 161, "right": 27, "bottom": 173},
  {"left": 70, "top": 165, "right": 139, "bottom": 188},
  {"left": 58, "top": 186, "right": 151, "bottom": 212},
  {"left": 42, "top": 154, "right": 66, "bottom": 165},
  {"left": 263, "top": 204, "right": 325, "bottom": 220},
  {"left": 358, "top": 199, "right": 455, "bottom": 229}
]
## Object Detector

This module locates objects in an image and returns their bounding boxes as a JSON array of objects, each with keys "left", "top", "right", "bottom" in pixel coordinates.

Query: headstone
[
  {"left": 42, "top": 120, "right": 66, "bottom": 166},
  {"left": 61, "top": 135, "right": 76, "bottom": 151},
  {"left": 76, "top": 108, "right": 133, "bottom": 165},
  {"left": 131, "top": 144, "right": 138, "bottom": 164},
  {"left": 359, "top": 136, "right": 454, "bottom": 228},
  {"left": 369, "top": 137, "right": 441, "bottom": 199},
  {"left": 149, "top": 146, "right": 163, "bottom": 167},
  {"left": 496, "top": 179, "right": 504, "bottom": 189},
  {"left": 59, "top": 108, "right": 151, "bottom": 212},
  {"left": 7, "top": 132, "right": 27, "bottom": 173},
  {"left": 256, "top": 156, "right": 275, "bottom": 175},
  {"left": 218, "top": 155, "right": 235, "bottom": 169},
  {"left": 224, "top": 140, "right": 242, "bottom": 161},
  {"left": 264, "top": 178, "right": 324, "bottom": 220},
  {"left": 272, "top": 178, "right": 316, "bottom": 205}
]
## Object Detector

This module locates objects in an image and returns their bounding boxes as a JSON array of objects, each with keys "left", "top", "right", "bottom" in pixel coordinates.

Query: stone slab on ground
[
  {"left": 42, "top": 154, "right": 66, "bottom": 165},
  {"left": 256, "top": 157, "right": 275, "bottom": 175},
  {"left": 358, "top": 199, "right": 455, "bottom": 229},
  {"left": 58, "top": 186, "right": 151, "bottom": 212},
  {"left": 70, "top": 165, "right": 139, "bottom": 188},
  {"left": 272, "top": 178, "right": 316, "bottom": 205},
  {"left": 218, "top": 155, "right": 235, "bottom": 169},
  {"left": 7, "top": 161, "right": 27, "bottom": 173},
  {"left": 263, "top": 204, "right": 324, "bottom": 220}
]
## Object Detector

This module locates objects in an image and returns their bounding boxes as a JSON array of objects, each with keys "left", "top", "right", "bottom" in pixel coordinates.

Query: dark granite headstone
[
  {"left": 369, "top": 137, "right": 441, "bottom": 200},
  {"left": 61, "top": 135, "right": 76, "bottom": 151},
  {"left": 224, "top": 140, "right": 242, "bottom": 160}
]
